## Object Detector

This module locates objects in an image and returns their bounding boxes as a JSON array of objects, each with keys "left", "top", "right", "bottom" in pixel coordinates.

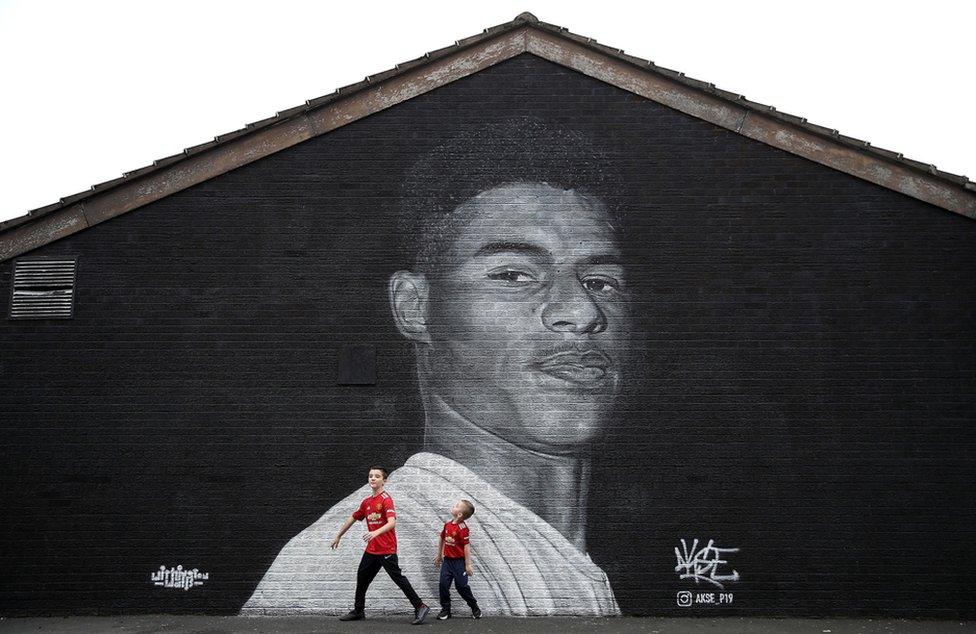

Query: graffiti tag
[
  {"left": 151, "top": 565, "right": 209, "bottom": 590},
  {"left": 674, "top": 539, "right": 739, "bottom": 590}
]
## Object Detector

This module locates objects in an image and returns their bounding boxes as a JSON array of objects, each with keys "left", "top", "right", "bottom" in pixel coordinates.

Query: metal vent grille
[{"left": 9, "top": 258, "right": 77, "bottom": 319}]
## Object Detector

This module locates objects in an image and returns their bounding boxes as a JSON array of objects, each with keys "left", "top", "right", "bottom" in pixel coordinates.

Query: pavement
[{"left": 0, "top": 616, "right": 973, "bottom": 633}]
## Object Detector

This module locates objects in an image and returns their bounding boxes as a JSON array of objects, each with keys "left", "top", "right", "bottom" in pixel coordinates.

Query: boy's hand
[
  {"left": 330, "top": 535, "right": 341, "bottom": 550},
  {"left": 465, "top": 564, "right": 474, "bottom": 577},
  {"left": 362, "top": 531, "right": 376, "bottom": 543},
  {"left": 433, "top": 555, "right": 442, "bottom": 568}
]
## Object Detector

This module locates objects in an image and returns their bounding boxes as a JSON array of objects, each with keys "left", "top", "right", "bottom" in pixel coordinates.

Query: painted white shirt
[{"left": 241, "top": 452, "right": 620, "bottom": 616}]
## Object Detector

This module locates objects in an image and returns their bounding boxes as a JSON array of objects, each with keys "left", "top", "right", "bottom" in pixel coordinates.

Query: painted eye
[
  {"left": 582, "top": 276, "right": 620, "bottom": 293},
  {"left": 488, "top": 269, "right": 535, "bottom": 283}
]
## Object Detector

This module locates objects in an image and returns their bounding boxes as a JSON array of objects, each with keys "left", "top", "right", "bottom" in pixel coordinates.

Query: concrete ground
[{"left": 0, "top": 616, "right": 973, "bottom": 633}]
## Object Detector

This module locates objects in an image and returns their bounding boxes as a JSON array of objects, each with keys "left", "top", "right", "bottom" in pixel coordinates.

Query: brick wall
[{"left": 1, "top": 54, "right": 974, "bottom": 617}]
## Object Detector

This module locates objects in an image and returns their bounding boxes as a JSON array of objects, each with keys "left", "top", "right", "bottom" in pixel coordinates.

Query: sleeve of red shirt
[
  {"left": 440, "top": 523, "right": 447, "bottom": 540},
  {"left": 384, "top": 494, "right": 396, "bottom": 518},
  {"left": 459, "top": 525, "right": 470, "bottom": 546},
  {"left": 351, "top": 499, "right": 365, "bottom": 521}
]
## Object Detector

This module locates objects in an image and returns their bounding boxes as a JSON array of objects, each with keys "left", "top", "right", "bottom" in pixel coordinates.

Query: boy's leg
[
  {"left": 379, "top": 554, "right": 423, "bottom": 609},
  {"left": 438, "top": 561, "right": 454, "bottom": 610},
  {"left": 452, "top": 560, "right": 479, "bottom": 610},
  {"left": 353, "top": 553, "right": 385, "bottom": 612}
]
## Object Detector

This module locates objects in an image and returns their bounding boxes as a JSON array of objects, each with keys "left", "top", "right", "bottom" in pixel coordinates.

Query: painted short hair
[
  {"left": 368, "top": 465, "right": 389, "bottom": 480},
  {"left": 460, "top": 499, "right": 475, "bottom": 519},
  {"left": 397, "top": 117, "right": 619, "bottom": 273}
]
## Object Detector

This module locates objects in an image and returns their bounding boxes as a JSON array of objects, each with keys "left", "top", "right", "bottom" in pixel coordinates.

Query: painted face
[{"left": 423, "top": 183, "right": 633, "bottom": 453}]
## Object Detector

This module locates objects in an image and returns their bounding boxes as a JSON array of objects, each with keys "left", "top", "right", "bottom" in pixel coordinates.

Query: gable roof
[{"left": 2, "top": 12, "right": 974, "bottom": 262}]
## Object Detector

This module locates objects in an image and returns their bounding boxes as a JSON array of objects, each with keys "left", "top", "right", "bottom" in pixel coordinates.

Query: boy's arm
[
  {"left": 330, "top": 515, "right": 357, "bottom": 550},
  {"left": 363, "top": 516, "right": 396, "bottom": 541},
  {"left": 433, "top": 535, "right": 445, "bottom": 566},
  {"left": 463, "top": 543, "right": 473, "bottom": 576}
]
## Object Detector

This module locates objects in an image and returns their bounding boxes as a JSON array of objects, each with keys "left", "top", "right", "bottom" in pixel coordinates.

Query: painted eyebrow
[
  {"left": 579, "top": 254, "right": 623, "bottom": 267},
  {"left": 472, "top": 242, "right": 551, "bottom": 259}
]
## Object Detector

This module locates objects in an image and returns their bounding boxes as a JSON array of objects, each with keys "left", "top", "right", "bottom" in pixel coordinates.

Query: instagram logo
[{"left": 676, "top": 590, "right": 692, "bottom": 607}]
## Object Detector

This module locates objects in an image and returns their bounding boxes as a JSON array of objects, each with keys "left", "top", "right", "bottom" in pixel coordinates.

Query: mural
[
  {"left": 2, "top": 56, "right": 973, "bottom": 619},
  {"left": 243, "top": 121, "right": 631, "bottom": 616}
]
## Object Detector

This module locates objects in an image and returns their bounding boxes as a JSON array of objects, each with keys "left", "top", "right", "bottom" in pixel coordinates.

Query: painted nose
[{"left": 541, "top": 274, "right": 607, "bottom": 335}]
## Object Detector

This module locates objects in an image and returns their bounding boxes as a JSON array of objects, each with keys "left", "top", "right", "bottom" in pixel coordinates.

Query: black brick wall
[{"left": 1, "top": 54, "right": 974, "bottom": 617}]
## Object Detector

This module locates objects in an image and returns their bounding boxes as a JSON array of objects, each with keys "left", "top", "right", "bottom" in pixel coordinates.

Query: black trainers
[
  {"left": 436, "top": 608, "right": 451, "bottom": 620},
  {"left": 471, "top": 606, "right": 482, "bottom": 619},
  {"left": 339, "top": 609, "right": 365, "bottom": 621},
  {"left": 411, "top": 603, "right": 430, "bottom": 625}
]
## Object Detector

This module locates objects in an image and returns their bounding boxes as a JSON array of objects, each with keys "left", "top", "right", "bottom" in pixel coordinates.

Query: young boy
[
  {"left": 331, "top": 466, "right": 430, "bottom": 625},
  {"left": 433, "top": 499, "right": 482, "bottom": 620}
]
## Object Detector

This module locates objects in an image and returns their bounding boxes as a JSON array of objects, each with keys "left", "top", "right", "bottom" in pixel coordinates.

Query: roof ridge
[
  {"left": 525, "top": 18, "right": 973, "bottom": 190},
  {"left": 1, "top": 13, "right": 973, "bottom": 241},
  {"left": 0, "top": 15, "right": 528, "bottom": 234}
]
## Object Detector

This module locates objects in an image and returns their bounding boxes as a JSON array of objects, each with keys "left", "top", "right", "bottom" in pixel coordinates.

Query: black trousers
[
  {"left": 439, "top": 557, "right": 478, "bottom": 610},
  {"left": 354, "top": 552, "right": 423, "bottom": 612}
]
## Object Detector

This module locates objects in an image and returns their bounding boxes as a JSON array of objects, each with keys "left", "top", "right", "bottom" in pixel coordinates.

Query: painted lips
[{"left": 530, "top": 349, "right": 613, "bottom": 387}]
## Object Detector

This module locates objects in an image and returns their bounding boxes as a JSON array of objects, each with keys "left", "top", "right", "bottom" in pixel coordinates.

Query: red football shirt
[
  {"left": 440, "top": 520, "right": 469, "bottom": 559},
  {"left": 352, "top": 491, "right": 397, "bottom": 555}
]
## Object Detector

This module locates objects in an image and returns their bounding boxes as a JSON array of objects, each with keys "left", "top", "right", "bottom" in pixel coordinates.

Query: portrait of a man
[{"left": 242, "top": 120, "right": 633, "bottom": 616}]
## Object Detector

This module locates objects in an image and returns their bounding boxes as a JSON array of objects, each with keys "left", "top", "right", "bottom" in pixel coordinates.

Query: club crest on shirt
[{"left": 445, "top": 535, "right": 456, "bottom": 545}]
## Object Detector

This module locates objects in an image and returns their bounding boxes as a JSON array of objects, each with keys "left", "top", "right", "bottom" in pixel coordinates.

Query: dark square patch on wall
[{"left": 337, "top": 345, "right": 376, "bottom": 385}]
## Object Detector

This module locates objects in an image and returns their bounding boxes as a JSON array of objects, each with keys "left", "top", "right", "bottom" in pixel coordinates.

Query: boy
[
  {"left": 331, "top": 466, "right": 430, "bottom": 625},
  {"left": 433, "top": 499, "right": 482, "bottom": 620}
]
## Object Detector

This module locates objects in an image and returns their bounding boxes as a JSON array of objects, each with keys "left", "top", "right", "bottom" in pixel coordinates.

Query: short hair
[
  {"left": 368, "top": 465, "right": 389, "bottom": 480},
  {"left": 397, "top": 118, "right": 619, "bottom": 273},
  {"left": 459, "top": 499, "right": 475, "bottom": 519}
]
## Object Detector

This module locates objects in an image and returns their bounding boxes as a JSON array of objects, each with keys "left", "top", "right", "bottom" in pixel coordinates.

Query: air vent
[{"left": 9, "top": 258, "right": 77, "bottom": 319}]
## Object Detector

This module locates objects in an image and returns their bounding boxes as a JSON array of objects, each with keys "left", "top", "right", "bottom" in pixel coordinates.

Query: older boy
[
  {"left": 331, "top": 466, "right": 430, "bottom": 624},
  {"left": 434, "top": 499, "right": 482, "bottom": 620}
]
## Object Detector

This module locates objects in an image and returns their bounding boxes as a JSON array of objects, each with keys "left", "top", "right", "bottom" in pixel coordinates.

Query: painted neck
[{"left": 417, "top": 364, "right": 590, "bottom": 550}]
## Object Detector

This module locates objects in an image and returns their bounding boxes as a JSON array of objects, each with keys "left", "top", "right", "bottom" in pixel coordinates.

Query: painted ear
[{"left": 388, "top": 270, "right": 431, "bottom": 344}]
